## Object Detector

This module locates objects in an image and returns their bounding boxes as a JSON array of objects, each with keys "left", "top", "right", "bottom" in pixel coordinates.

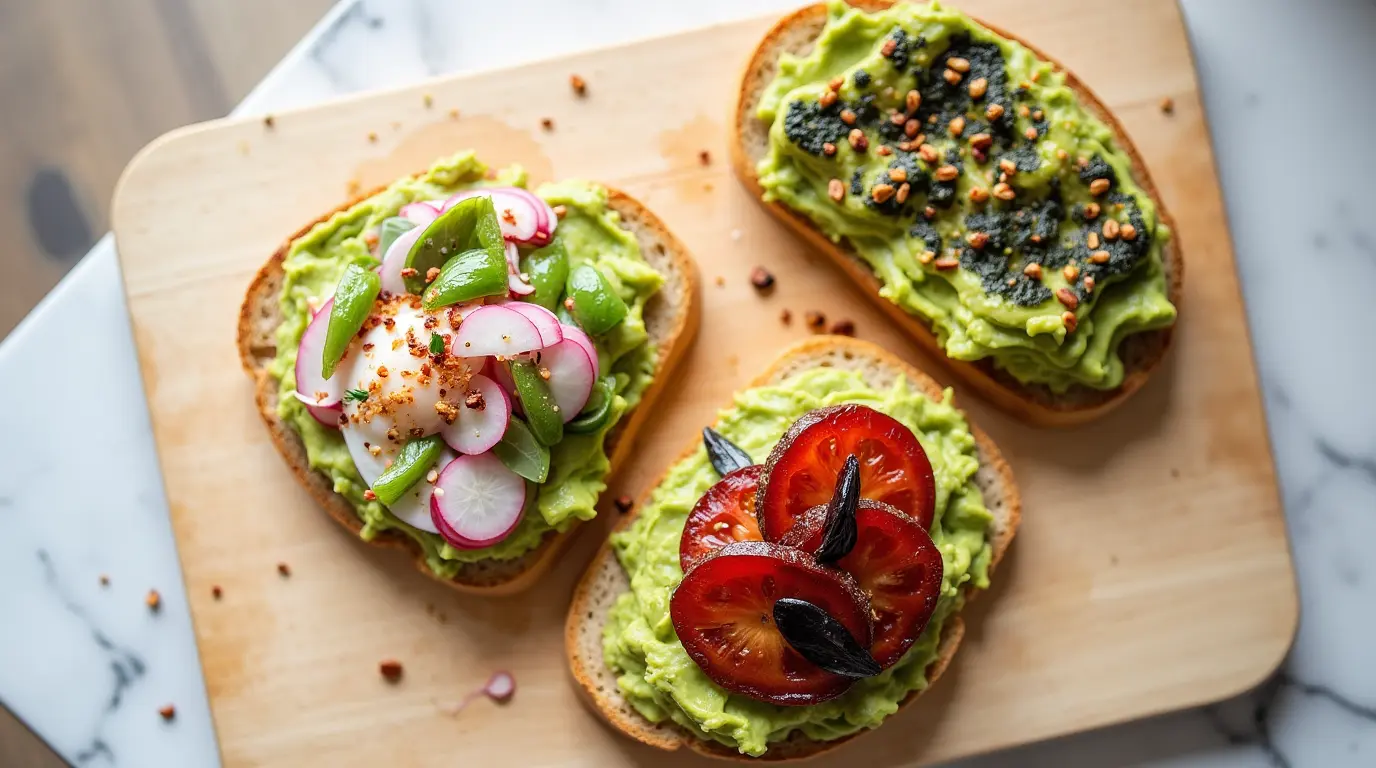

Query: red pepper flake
[
  {"left": 749, "top": 266, "right": 775, "bottom": 292},
  {"left": 540, "top": 117, "right": 554, "bottom": 131},
  {"left": 363, "top": 489, "right": 377, "bottom": 501},
  {"left": 829, "top": 319, "right": 856, "bottom": 336},
  {"left": 277, "top": 562, "right": 291, "bottom": 577},
  {"left": 379, "top": 659, "right": 404, "bottom": 682},
  {"left": 614, "top": 496, "right": 634, "bottom": 515},
  {"left": 804, "top": 310, "right": 826, "bottom": 331},
  {"left": 146, "top": 590, "right": 161, "bottom": 612},
  {"left": 698, "top": 150, "right": 711, "bottom": 166},
  {"left": 780, "top": 308, "right": 793, "bottom": 325},
  {"left": 400, "top": 267, "right": 418, "bottom": 278},
  {"left": 158, "top": 705, "right": 176, "bottom": 721},
  {"left": 569, "top": 74, "right": 587, "bottom": 96},
  {"left": 212, "top": 585, "right": 223, "bottom": 600},
  {"left": 99, "top": 574, "right": 110, "bottom": 587}
]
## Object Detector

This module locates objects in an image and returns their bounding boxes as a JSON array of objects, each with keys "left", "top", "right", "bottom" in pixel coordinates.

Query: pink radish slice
[
  {"left": 400, "top": 201, "right": 440, "bottom": 225},
  {"left": 484, "top": 671, "right": 515, "bottom": 702},
  {"left": 541, "top": 338, "right": 597, "bottom": 421},
  {"left": 440, "top": 374, "right": 510, "bottom": 454},
  {"left": 444, "top": 188, "right": 545, "bottom": 244},
  {"left": 505, "top": 242, "right": 535, "bottom": 296},
  {"left": 450, "top": 305, "right": 543, "bottom": 357},
  {"left": 506, "top": 188, "right": 556, "bottom": 245},
  {"left": 503, "top": 303, "right": 563, "bottom": 347},
  {"left": 297, "top": 395, "right": 342, "bottom": 428},
  {"left": 558, "top": 324, "right": 598, "bottom": 377},
  {"left": 430, "top": 453, "right": 527, "bottom": 548},
  {"left": 379, "top": 224, "right": 424, "bottom": 296},
  {"left": 295, "top": 298, "right": 343, "bottom": 406}
]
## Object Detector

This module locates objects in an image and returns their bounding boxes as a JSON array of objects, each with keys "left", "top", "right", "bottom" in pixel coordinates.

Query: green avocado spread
[
  {"left": 267, "top": 153, "right": 663, "bottom": 577},
  {"left": 603, "top": 368, "right": 993, "bottom": 756},
  {"left": 757, "top": 1, "right": 1176, "bottom": 392}
]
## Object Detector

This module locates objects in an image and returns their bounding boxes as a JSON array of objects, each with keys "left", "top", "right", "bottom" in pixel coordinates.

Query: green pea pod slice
[
  {"left": 520, "top": 238, "right": 570, "bottom": 311},
  {"left": 322, "top": 264, "right": 381, "bottom": 380},
  {"left": 566, "top": 376, "right": 616, "bottom": 434},
  {"left": 492, "top": 416, "right": 550, "bottom": 483},
  {"left": 371, "top": 435, "right": 445, "bottom": 506},
  {"left": 422, "top": 248, "right": 508, "bottom": 310},
  {"left": 509, "top": 359, "right": 564, "bottom": 446},
  {"left": 377, "top": 216, "right": 416, "bottom": 258},
  {"left": 565, "top": 264, "right": 628, "bottom": 335},
  {"left": 406, "top": 195, "right": 506, "bottom": 296}
]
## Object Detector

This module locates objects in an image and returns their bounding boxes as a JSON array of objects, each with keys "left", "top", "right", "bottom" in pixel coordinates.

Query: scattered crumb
[
  {"left": 780, "top": 308, "right": 793, "bottom": 325},
  {"left": 146, "top": 590, "right": 161, "bottom": 612},
  {"left": 730, "top": 228, "right": 743, "bottom": 242},
  {"left": 804, "top": 310, "right": 826, "bottom": 331},
  {"left": 540, "top": 117, "right": 554, "bottom": 131},
  {"left": 829, "top": 318, "right": 856, "bottom": 336},
  {"left": 614, "top": 496, "right": 634, "bottom": 515},
  {"left": 277, "top": 562, "right": 291, "bottom": 577},
  {"left": 212, "top": 585, "right": 223, "bottom": 600},
  {"left": 158, "top": 705, "right": 176, "bottom": 721},
  {"left": 569, "top": 74, "right": 587, "bottom": 96},
  {"left": 262, "top": 115, "right": 275, "bottom": 129},
  {"left": 698, "top": 150, "right": 711, "bottom": 166},
  {"left": 1159, "top": 97, "right": 1174, "bottom": 114},
  {"left": 367, "top": 131, "right": 379, "bottom": 143},
  {"left": 749, "top": 266, "right": 775, "bottom": 292},
  {"left": 345, "top": 178, "right": 362, "bottom": 197},
  {"left": 379, "top": 659, "right": 404, "bottom": 682},
  {"left": 100, "top": 574, "right": 110, "bottom": 587},
  {"left": 423, "top": 93, "right": 434, "bottom": 108},
  {"left": 448, "top": 108, "right": 460, "bottom": 120},
  {"left": 552, "top": 204, "right": 567, "bottom": 219},
  {"left": 714, "top": 275, "right": 725, "bottom": 288}
]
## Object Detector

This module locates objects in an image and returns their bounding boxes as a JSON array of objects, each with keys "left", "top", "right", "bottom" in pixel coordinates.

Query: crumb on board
[
  {"left": 1160, "top": 97, "right": 1174, "bottom": 114},
  {"left": 380, "top": 659, "right": 404, "bottom": 682},
  {"left": 749, "top": 266, "right": 775, "bottom": 292},
  {"left": 277, "top": 562, "right": 291, "bottom": 577},
  {"left": 100, "top": 574, "right": 110, "bottom": 587},
  {"left": 146, "top": 590, "right": 161, "bottom": 612},
  {"left": 698, "top": 150, "right": 711, "bottom": 166},
  {"left": 263, "top": 115, "right": 275, "bottom": 129},
  {"left": 423, "top": 93, "right": 434, "bottom": 108},
  {"left": 714, "top": 275, "right": 725, "bottom": 288},
  {"left": 212, "top": 585, "right": 223, "bottom": 600},
  {"left": 780, "top": 308, "right": 793, "bottom": 325},
  {"left": 367, "top": 131, "right": 379, "bottom": 143},
  {"left": 804, "top": 310, "right": 826, "bottom": 331},
  {"left": 570, "top": 74, "right": 587, "bottom": 96},
  {"left": 829, "top": 319, "right": 856, "bottom": 336},
  {"left": 448, "top": 108, "right": 460, "bottom": 120},
  {"left": 614, "top": 496, "right": 634, "bottom": 514},
  {"left": 158, "top": 705, "right": 176, "bottom": 721},
  {"left": 541, "top": 117, "right": 554, "bottom": 131}
]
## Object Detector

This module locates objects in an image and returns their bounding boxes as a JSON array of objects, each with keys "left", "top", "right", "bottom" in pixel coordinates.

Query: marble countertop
[{"left": 3, "top": 0, "right": 1373, "bottom": 765}]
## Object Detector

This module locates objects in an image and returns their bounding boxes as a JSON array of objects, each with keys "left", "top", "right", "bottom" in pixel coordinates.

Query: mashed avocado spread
[
  {"left": 603, "top": 368, "right": 993, "bottom": 756},
  {"left": 757, "top": 1, "right": 1176, "bottom": 392},
  {"left": 267, "top": 153, "right": 663, "bottom": 577}
]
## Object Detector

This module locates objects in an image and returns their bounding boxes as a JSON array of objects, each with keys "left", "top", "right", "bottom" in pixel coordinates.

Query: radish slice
[
  {"left": 430, "top": 453, "right": 527, "bottom": 548},
  {"left": 450, "top": 305, "right": 543, "bottom": 357},
  {"left": 541, "top": 338, "right": 597, "bottom": 421},
  {"left": 484, "top": 671, "right": 515, "bottom": 702},
  {"left": 400, "top": 201, "right": 440, "bottom": 226},
  {"left": 340, "top": 425, "right": 448, "bottom": 534},
  {"left": 504, "top": 303, "right": 563, "bottom": 347},
  {"left": 443, "top": 188, "right": 549, "bottom": 245},
  {"left": 295, "top": 298, "right": 343, "bottom": 407},
  {"left": 559, "top": 324, "right": 599, "bottom": 377},
  {"left": 506, "top": 188, "right": 556, "bottom": 246},
  {"left": 505, "top": 242, "right": 535, "bottom": 296},
  {"left": 440, "top": 374, "right": 511, "bottom": 455},
  {"left": 379, "top": 224, "right": 424, "bottom": 296},
  {"left": 295, "top": 396, "right": 342, "bottom": 428}
]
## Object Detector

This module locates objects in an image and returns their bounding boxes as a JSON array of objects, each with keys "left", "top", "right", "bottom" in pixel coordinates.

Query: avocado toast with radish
[
  {"left": 566, "top": 337, "right": 1018, "bottom": 758},
  {"left": 238, "top": 152, "right": 698, "bottom": 594}
]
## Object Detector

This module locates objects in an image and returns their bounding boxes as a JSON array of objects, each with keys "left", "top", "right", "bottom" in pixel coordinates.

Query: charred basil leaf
[
  {"left": 773, "top": 598, "right": 881, "bottom": 679},
  {"left": 814, "top": 455, "right": 860, "bottom": 565},
  {"left": 702, "top": 427, "right": 753, "bottom": 477}
]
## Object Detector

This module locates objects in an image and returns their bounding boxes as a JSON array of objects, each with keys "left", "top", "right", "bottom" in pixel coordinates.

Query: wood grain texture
[{"left": 109, "top": 2, "right": 1296, "bottom": 765}]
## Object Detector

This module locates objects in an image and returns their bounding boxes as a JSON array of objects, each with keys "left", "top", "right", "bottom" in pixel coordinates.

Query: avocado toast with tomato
[
  {"left": 566, "top": 337, "right": 1018, "bottom": 758},
  {"left": 733, "top": 0, "right": 1180, "bottom": 426},
  {"left": 238, "top": 152, "right": 697, "bottom": 594}
]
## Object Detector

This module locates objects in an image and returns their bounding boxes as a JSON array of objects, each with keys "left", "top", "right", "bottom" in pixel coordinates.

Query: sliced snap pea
[
  {"left": 566, "top": 376, "right": 616, "bottom": 434},
  {"left": 377, "top": 216, "right": 416, "bottom": 258},
  {"left": 422, "top": 247, "right": 508, "bottom": 310},
  {"left": 371, "top": 435, "right": 444, "bottom": 506},
  {"left": 322, "top": 264, "right": 380, "bottom": 380},
  {"left": 565, "top": 264, "right": 628, "bottom": 336},
  {"left": 520, "top": 238, "right": 570, "bottom": 311},
  {"left": 406, "top": 195, "right": 506, "bottom": 296},
  {"left": 492, "top": 416, "right": 550, "bottom": 483},
  {"left": 509, "top": 359, "right": 564, "bottom": 446}
]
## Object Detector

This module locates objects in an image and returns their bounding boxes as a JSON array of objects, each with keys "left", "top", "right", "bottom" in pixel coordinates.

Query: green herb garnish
[
  {"left": 429, "top": 333, "right": 445, "bottom": 355},
  {"left": 345, "top": 389, "right": 369, "bottom": 403}
]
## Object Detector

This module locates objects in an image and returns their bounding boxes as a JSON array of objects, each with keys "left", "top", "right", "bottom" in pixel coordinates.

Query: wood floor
[{"left": 0, "top": 2, "right": 335, "bottom": 763}]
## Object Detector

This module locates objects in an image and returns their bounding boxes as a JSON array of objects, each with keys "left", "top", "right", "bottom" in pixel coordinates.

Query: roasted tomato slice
[
  {"left": 670, "top": 541, "right": 872, "bottom": 706},
  {"left": 757, "top": 404, "right": 935, "bottom": 540},
  {"left": 680, "top": 466, "right": 764, "bottom": 572},
  {"left": 781, "top": 500, "right": 944, "bottom": 669}
]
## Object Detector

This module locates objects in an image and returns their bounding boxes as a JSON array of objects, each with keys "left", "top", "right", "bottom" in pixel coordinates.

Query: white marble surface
[{"left": 2, "top": 0, "right": 1373, "bottom": 765}]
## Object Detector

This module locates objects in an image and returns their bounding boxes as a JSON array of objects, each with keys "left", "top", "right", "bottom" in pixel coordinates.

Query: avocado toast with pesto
[
  {"left": 238, "top": 152, "right": 698, "bottom": 594},
  {"left": 733, "top": 0, "right": 1181, "bottom": 426},
  {"left": 566, "top": 337, "right": 1019, "bottom": 759}
]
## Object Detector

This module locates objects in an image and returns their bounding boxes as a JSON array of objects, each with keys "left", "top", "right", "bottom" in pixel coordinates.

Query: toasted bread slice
[
  {"left": 731, "top": 0, "right": 1182, "bottom": 427},
  {"left": 237, "top": 182, "right": 699, "bottom": 595},
  {"left": 566, "top": 336, "right": 1019, "bottom": 759}
]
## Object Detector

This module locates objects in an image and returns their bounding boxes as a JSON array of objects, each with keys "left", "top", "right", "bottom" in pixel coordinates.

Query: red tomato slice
[
  {"left": 679, "top": 466, "right": 764, "bottom": 572},
  {"left": 780, "top": 500, "right": 944, "bottom": 669},
  {"left": 757, "top": 404, "right": 935, "bottom": 541},
  {"left": 670, "top": 541, "right": 872, "bottom": 706}
]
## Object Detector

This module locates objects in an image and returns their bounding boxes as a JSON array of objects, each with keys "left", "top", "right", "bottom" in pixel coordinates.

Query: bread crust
[
  {"left": 237, "top": 179, "right": 699, "bottom": 594},
  {"left": 731, "top": 0, "right": 1183, "bottom": 427},
  {"left": 564, "top": 336, "right": 1020, "bottom": 760}
]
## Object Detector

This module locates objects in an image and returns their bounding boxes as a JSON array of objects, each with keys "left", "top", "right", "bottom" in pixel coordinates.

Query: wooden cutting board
[{"left": 110, "top": 2, "right": 1296, "bottom": 765}]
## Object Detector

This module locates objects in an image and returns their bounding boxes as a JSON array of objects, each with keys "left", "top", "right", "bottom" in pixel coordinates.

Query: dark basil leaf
[
  {"left": 814, "top": 455, "right": 860, "bottom": 564},
  {"left": 772, "top": 598, "right": 881, "bottom": 679},
  {"left": 702, "top": 427, "right": 752, "bottom": 477}
]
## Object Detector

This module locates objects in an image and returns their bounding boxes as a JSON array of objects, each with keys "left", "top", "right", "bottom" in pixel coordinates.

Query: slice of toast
[
  {"left": 237, "top": 182, "right": 699, "bottom": 595},
  {"left": 565, "top": 336, "right": 1020, "bottom": 760},
  {"left": 731, "top": 0, "right": 1183, "bottom": 427}
]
